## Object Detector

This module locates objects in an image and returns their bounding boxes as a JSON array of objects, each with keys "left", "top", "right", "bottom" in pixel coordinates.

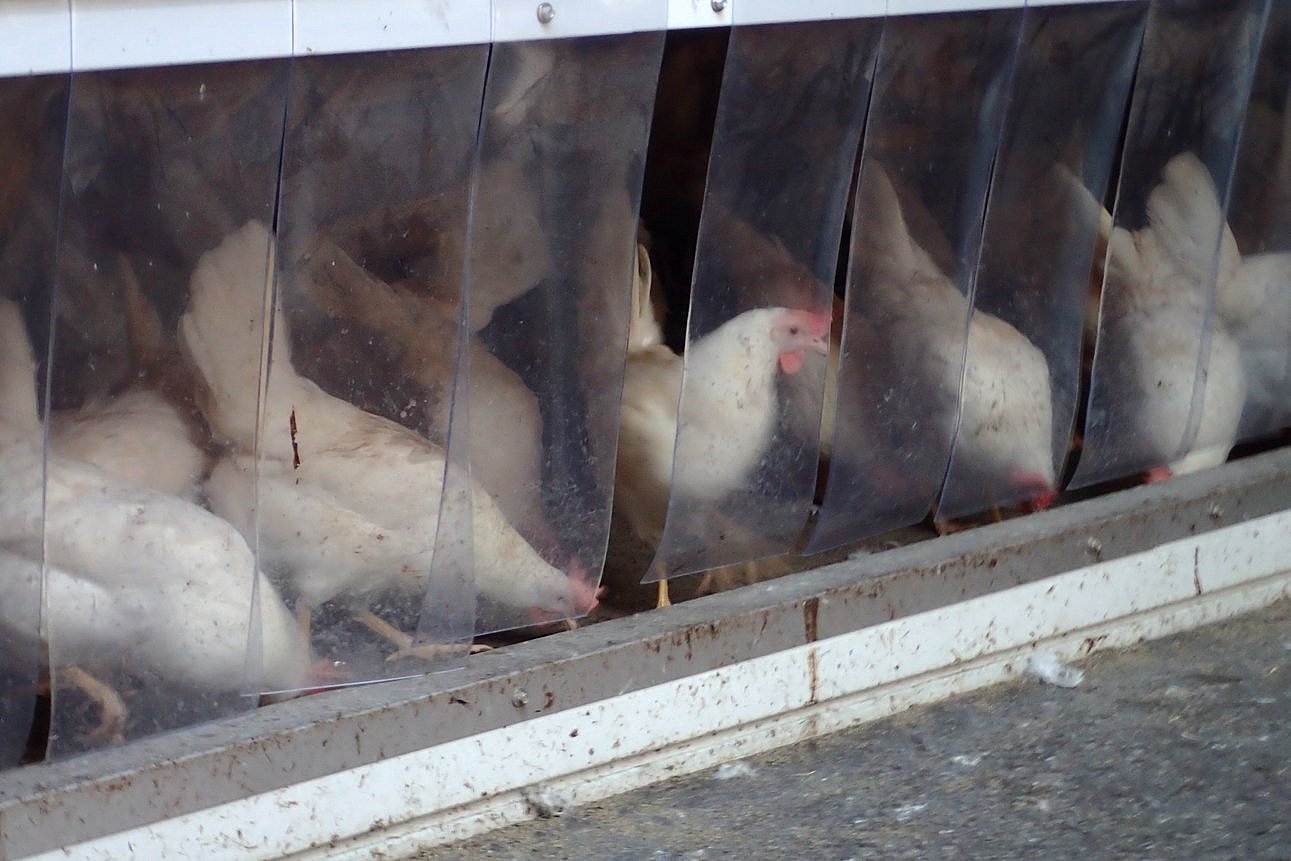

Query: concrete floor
[{"left": 436, "top": 598, "right": 1291, "bottom": 860}]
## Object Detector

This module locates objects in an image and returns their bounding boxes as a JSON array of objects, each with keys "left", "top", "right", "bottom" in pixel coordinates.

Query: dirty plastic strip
[
  {"left": 70, "top": 0, "right": 291, "bottom": 72},
  {"left": 1, "top": 447, "right": 1289, "bottom": 857},
  {"left": 0, "top": 0, "right": 70, "bottom": 76},
  {"left": 292, "top": 0, "right": 491, "bottom": 56}
]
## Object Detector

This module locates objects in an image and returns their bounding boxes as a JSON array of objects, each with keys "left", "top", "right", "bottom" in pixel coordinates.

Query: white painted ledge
[{"left": 27, "top": 507, "right": 1291, "bottom": 860}]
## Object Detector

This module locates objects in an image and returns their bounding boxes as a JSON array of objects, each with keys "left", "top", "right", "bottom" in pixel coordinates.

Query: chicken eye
[{"left": 788, "top": 325, "right": 800, "bottom": 336}]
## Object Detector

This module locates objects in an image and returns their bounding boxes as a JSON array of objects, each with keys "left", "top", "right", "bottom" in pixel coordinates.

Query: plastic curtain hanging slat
[
  {"left": 259, "top": 45, "right": 489, "bottom": 683},
  {"left": 460, "top": 31, "right": 665, "bottom": 635},
  {"left": 0, "top": 70, "right": 70, "bottom": 768},
  {"left": 42, "top": 57, "right": 291, "bottom": 756},
  {"left": 645, "top": 18, "right": 881, "bottom": 583},
  {"left": 936, "top": 1, "right": 1148, "bottom": 521},
  {"left": 1224, "top": 0, "right": 1291, "bottom": 444},
  {"left": 808, "top": 7, "right": 1026, "bottom": 553},
  {"left": 1071, "top": 0, "right": 1270, "bottom": 489}
]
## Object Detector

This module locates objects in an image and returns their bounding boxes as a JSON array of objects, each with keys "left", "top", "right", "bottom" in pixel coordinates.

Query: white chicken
[
  {"left": 49, "top": 387, "right": 206, "bottom": 501},
  {"left": 0, "top": 298, "right": 308, "bottom": 742},
  {"left": 613, "top": 243, "right": 829, "bottom": 607},
  {"left": 181, "top": 222, "right": 595, "bottom": 659},
  {"left": 854, "top": 166, "right": 1056, "bottom": 518},
  {"left": 1090, "top": 152, "right": 1247, "bottom": 479},
  {"left": 1217, "top": 251, "right": 1291, "bottom": 436},
  {"left": 295, "top": 236, "right": 545, "bottom": 535},
  {"left": 46, "top": 258, "right": 208, "bottom": 500}
]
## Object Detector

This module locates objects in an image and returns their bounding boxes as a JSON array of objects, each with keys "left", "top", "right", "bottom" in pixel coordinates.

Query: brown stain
[
  {"left": 806, "top": 648, "right": 819, "bottom": 705},
  {"left": 289, "top": 408, "right": 301, "bottom": 470},
  {"left": 803, "top": 596, "right": 820, "bottom": 644}
]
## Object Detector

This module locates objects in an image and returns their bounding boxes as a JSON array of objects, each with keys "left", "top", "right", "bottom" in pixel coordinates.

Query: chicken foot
[
  {"left": 60, "top": 665, "right": 127, "bottom": 744},
  {"left": 656, "top": 577, "right": 672, "bottom": 609},
  {"left": 351, "top": 609, "right": 491, "bottom": 662}
]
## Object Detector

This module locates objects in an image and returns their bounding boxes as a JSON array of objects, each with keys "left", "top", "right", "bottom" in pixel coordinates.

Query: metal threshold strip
[{"left": 2, "top": 448, "right": 1290, "bottom": 859}]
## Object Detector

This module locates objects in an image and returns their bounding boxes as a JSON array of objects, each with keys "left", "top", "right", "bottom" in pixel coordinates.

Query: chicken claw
[
  {"left": 62, "top": 665, "right": 127, "bottom": 744},
  {"left": 351, "top": 609, "right": 489, "bottom": 662}
]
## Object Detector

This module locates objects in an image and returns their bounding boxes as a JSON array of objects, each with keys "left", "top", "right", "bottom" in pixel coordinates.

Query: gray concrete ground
[{"left": 436, "top": 598, "right": 1291, "bottom": 860}]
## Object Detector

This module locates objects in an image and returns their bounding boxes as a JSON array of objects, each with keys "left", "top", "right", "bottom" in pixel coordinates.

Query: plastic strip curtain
[
  {"left": 808, "top": 7, "right": 1025, "bottom": 553},
  {"left": 42, "top": 57, "right": 289, "bottom": 755},
  {"left": 0, "top": 69, "right": 69, "bottom": 768},
  {"left": 456, "top": 30, "right": 665, "bottom": 635},
  {"left": 1224, "top": 0, "right": 1291, "bottom": 443},
  {"left": 255, "top": 45, "right": 489, "bottom": 682},
  {"left": 646, "top": 18, "right": 881, "bottom": 582},
  {"left": 1070, "top": 0, "right": 1270, "bottom": 489},
  {"left": 936, "top": 1, "right": 1148, "bottom": 521}
]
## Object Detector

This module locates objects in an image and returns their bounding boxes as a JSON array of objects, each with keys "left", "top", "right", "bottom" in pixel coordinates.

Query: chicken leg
[
  {"left": 351, "top": 609, "right": 491, "bottom": 661},
  {"left": 60, "top": 665, "right": 127, "bottom": 744},
  {"left": 656, "top": 577, "right": 671, "bottom": 609}
]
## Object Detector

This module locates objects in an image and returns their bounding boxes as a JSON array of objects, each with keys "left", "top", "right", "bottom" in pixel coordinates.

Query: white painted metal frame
[
  {"left": 0, "top": 0, "right": 69, "bottom": 75},
  {"left": 733, "top": 0, "right": 885, "bottom": 26},
  {"left": 22, "top": 508, "right": 1291, "bottom": 860},
  {"left": 492, "top": 0, "right": 667, "bottom": 42},
  {"left": 0, "top": 0, "right": 1149, "bottom": 74},
  {"left": 4, "top": 448, "right": 1290, "bottom": 859},
  {"left": 293, "top": 0, "right": 491, "bottom": 56},
  {"left": 69, "top": 0, "right": 291, "bottom": 71}
]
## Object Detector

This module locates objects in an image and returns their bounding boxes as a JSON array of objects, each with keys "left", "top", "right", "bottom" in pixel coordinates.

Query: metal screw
[
  {"left": 1208, "top": 502, "right": 1223, "bottom": 521},
  {"left": 511, "top": 689, "right": 530, "bottom": 708},
  {"left": 1085, "top": 536, "right": 1103, "bottom": 557},
  {"left": 536, "top": 2, "right": 555, "bottom": 24},
  {"left": 711, "top": 0, "right": 727, "bottom": 11}
]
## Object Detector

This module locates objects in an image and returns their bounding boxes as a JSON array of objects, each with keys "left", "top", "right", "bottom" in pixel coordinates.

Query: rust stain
[
  {"left": 1193, "top": 547, "right": 1202, "bottom": 596},
  {"left": 803, "top": 596, "right": 820, "bottom": 644},
  {"left": 806, "top": 648, "right": 819, "bottom": 705},
  {"left": 289, "top": 408, "right": 301, "bottom": 470},
  {"left": 1081, "top": 634, "right": 1107, "bottom": 655}
]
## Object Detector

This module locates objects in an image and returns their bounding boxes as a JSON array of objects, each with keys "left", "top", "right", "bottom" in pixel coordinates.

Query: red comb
[{"left": 785, "top": 308, "right": 831, "bottom": 339}]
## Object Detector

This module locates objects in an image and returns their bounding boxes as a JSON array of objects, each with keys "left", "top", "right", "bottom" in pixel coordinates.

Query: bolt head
[{"left": 536, "top": 2, "right": 555, "bottom": 24}]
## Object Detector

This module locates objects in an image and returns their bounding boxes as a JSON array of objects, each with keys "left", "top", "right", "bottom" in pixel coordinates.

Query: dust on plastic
[
  {"left": 41, "top": 60, "right": 289, "bottom": 756},
  {"left": 646, "top": 18, "right": 881, "bottom": 580},
  {"left": 936, "top": 2, "right": 1148, "bottom": 521},
  {"left": 1071, "top": 0, "right": 1269, "bottom": 487},
  {"left": 262, "top": 45, "right": 489, "bottom": 681},
  {"left": 0, "top": 72, "right": 68, "bottom": 769},
  {"left": 809, "top": 9, "right": 1025, "bottom": 553},
  {"left": 1224, "top": 1, "right": 1291, "bottom": 443},
  {"left": 456, "top": 32, "right": 664, "bottom": 634}
]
